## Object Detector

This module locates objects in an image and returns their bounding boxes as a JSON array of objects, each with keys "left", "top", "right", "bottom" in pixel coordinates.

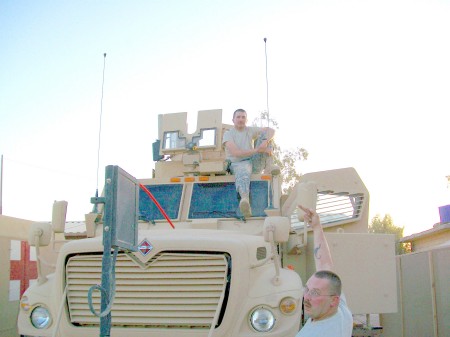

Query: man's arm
[
  {"left": 299, "top": 205, "right": 334, "bottom": 271},
  {"left": 255, "top": 127, "right": 275, "bottom": 151},
  {"left": 224, "top": 140, "right": 259, "bottom": 158},
  {"left": 224, "top": 126, "right": 275, "bottom": 158}
]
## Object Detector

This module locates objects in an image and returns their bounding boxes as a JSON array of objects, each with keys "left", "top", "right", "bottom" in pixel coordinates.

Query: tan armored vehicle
[{"left": 1, "top": 109, "right": 397, "bottom": 337}]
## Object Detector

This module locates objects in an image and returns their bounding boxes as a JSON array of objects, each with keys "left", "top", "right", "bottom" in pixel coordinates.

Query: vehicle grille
[{"left": 65, "top": 252, "right": 230, "bottom": 328}]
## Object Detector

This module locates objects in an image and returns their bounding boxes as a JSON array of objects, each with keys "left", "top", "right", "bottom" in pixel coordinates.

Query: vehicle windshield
[
  {"left": 189, "top": 181, "right": 269, "bottom": 219},
  {"left": 138, "top": 181, "right": 270, "bottom": 221},
  {"left": 139, "top": 184, "right": 183, "bottom": 221}
]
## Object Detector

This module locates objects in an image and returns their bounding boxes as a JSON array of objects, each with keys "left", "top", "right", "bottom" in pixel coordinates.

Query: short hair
[
  {"left": 233, "top": 108, "right": 246, "bottom": 118},
  {"left": 314, "top": 270, "right": 342, "bottom": 295}
]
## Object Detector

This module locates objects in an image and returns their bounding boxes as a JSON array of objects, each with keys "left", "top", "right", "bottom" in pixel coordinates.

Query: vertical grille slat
[{"left": 66, "top": 252, "right": 229, "bottom": 329}]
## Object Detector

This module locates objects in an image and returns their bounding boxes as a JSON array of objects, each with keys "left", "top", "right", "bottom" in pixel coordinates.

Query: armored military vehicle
[{"left": 4, "top": 109, "right": 397, "bottom": 337}]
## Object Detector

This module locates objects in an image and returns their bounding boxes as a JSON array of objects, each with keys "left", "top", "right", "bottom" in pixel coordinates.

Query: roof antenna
[
  {"left": 263, "top": 38, "right": 278, "bottom": 210},
  {"left": 94, "top": 53, "right": 107, "bottom": 211},
  {"left": 263, "top": 37, "right": 270, "bottom": 128},
  {"left": 0, "top": 154, "right": 3, "bottom": 215}
]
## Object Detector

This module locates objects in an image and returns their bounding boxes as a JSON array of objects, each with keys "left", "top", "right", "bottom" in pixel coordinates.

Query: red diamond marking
[{"left": 138, "top": 239, "right": 153, "bottom": 256}]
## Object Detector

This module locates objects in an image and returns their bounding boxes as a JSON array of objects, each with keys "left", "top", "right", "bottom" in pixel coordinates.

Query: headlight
[
  {"left": 30, "top": 306, "right": 52, "bottom": 329},
  {"left": 250, "top": 307, "right": 275, "bottom": 332}
]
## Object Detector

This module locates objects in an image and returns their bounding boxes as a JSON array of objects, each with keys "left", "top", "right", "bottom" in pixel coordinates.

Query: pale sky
[{"left": 1, "top": 0, "right": 449, "bottom": 236}]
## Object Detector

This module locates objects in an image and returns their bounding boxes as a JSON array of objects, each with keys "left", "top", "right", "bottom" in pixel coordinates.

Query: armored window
[
  {"left": 163, "top": 131, "right": 186, "bottom": 150},
  {"left": 139, "top": 184, "right": 183, "bottom": 221},
  {"left": 189, "top": 181, "right": 269, "bottom": 219}
]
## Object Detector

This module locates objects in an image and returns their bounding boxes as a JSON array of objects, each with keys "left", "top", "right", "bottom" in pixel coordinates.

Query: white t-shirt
[
  {"left": 295, "top": 294, "right": 353, "bottom": 337},
  {"left": 222, "top": 126, "right": 262, "bottom": 163}
]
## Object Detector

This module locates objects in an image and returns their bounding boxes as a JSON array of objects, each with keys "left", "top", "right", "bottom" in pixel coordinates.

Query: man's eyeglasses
[{"left": 303, "top": 286, "right": 337, "bottom": 298}]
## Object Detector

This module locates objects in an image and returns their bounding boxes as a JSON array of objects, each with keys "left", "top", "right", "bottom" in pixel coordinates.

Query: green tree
[
  {"left": 252, "top": 111, "right": 308, "bottom": 194},
  {"left": 369, "top": 214, "right": 411, "bottom": 254}
]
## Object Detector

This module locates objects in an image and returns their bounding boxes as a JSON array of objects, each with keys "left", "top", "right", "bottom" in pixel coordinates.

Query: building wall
[
  {"left": 0, "top": 238, "right": 20, "bottom": 337},
  {"left": 380, "top": 246, "right": 450, "bottom": 337},
  {"left": 411, "top": 230, "right": 450, "bottom": 252}
]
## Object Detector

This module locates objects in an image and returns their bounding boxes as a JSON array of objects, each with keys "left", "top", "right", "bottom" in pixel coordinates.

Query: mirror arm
[{"left": 33, "top": 230, "right": 48, "bottom": 285}]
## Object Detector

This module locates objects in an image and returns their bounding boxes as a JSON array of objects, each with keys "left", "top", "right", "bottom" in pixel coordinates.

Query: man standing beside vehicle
[
  {"left": 296, "top": 205, "right": 353, "bottom": 337},
  {"left": 222, "top": 108, "right": 279, "bottom": 218}
]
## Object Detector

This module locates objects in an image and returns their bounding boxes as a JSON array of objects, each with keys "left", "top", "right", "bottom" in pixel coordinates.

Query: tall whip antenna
[
  {"left": 0, "top": 154, "right": 3, "bottom": 215},
  {"left": 95, "top": 53, "right": 107, "bottom": 202},
  {"left": 263, "top": 37, "right": 270, "bottom": 127}
]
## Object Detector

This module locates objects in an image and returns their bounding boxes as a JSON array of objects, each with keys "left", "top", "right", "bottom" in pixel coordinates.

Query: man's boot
[
  {"left": 239, "top": 195, "right": 252, "bottom": 218},
  {"left": 263, "top": 156, "right": 280, "bottom": 176}
]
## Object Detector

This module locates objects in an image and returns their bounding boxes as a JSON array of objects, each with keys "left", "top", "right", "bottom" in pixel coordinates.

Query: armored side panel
[
  {"left": 155, "top": 109, "right": 230, "bottom": 177},
  {"left": 326, "top": 233, "right": 398, "bottom": 314}
]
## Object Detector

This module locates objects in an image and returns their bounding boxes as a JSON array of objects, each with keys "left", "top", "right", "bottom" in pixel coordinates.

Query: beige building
[
  {"left": 400, "top": 204, "right": 450, "bottom": 253},
  {"left": 380, "top": 206, "right": 450, "bottom": 337},
  {"left": 400, "top": 222, "right": 450, "bottom": 253}
]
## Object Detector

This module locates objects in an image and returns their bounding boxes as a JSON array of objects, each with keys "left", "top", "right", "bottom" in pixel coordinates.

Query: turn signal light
[{"left": 279, "top": 297, "right": 297, "bottom": 315}]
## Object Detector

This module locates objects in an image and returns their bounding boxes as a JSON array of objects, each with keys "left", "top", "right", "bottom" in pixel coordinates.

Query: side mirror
[
  {"left": 52, "top": 200, "right": 67, "bottom": 233},
  {"left": 28, "top": 222, "right": 52, "bottom": 247},
  {"left": 28, "top": 222, "right": 52, "bottom": 284},
  {"left": 263, "top": 216, "right": 290, "bottom": 243}
]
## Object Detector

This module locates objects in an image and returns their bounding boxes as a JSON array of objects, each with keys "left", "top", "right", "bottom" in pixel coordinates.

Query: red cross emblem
[
  {"left": 10, "top": 241, "right": 38, "bottom": 300},
  {"left": 138, "top": 239, "right": 153, "bottom": 256}
]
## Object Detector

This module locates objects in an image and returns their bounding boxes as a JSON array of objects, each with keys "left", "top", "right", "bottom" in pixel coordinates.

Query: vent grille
[
  {"left": 256, "top": 247, "right": 267, "bottom": 260},
  {"left": 317, "top": 192, "right": 364, "bottom": 224},
  {"left": 65, "top": 252, "right": 229, "bottom": 329},
  {"left": 291, "top": 192, "right": 364, "bottom": 227}
]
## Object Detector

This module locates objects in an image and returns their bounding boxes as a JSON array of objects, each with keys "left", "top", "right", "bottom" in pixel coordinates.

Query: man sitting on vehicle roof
[{"left": 222, "top": 108, "right": 280, "bottom": 218}]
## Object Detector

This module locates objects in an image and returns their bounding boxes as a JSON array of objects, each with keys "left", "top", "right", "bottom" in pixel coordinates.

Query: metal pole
[
  {"left": 99, "top": 243, "right": 112, "bottom": 337},
  {"left": 99, "top": 167, "right": 115, "bottom": 337}
]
